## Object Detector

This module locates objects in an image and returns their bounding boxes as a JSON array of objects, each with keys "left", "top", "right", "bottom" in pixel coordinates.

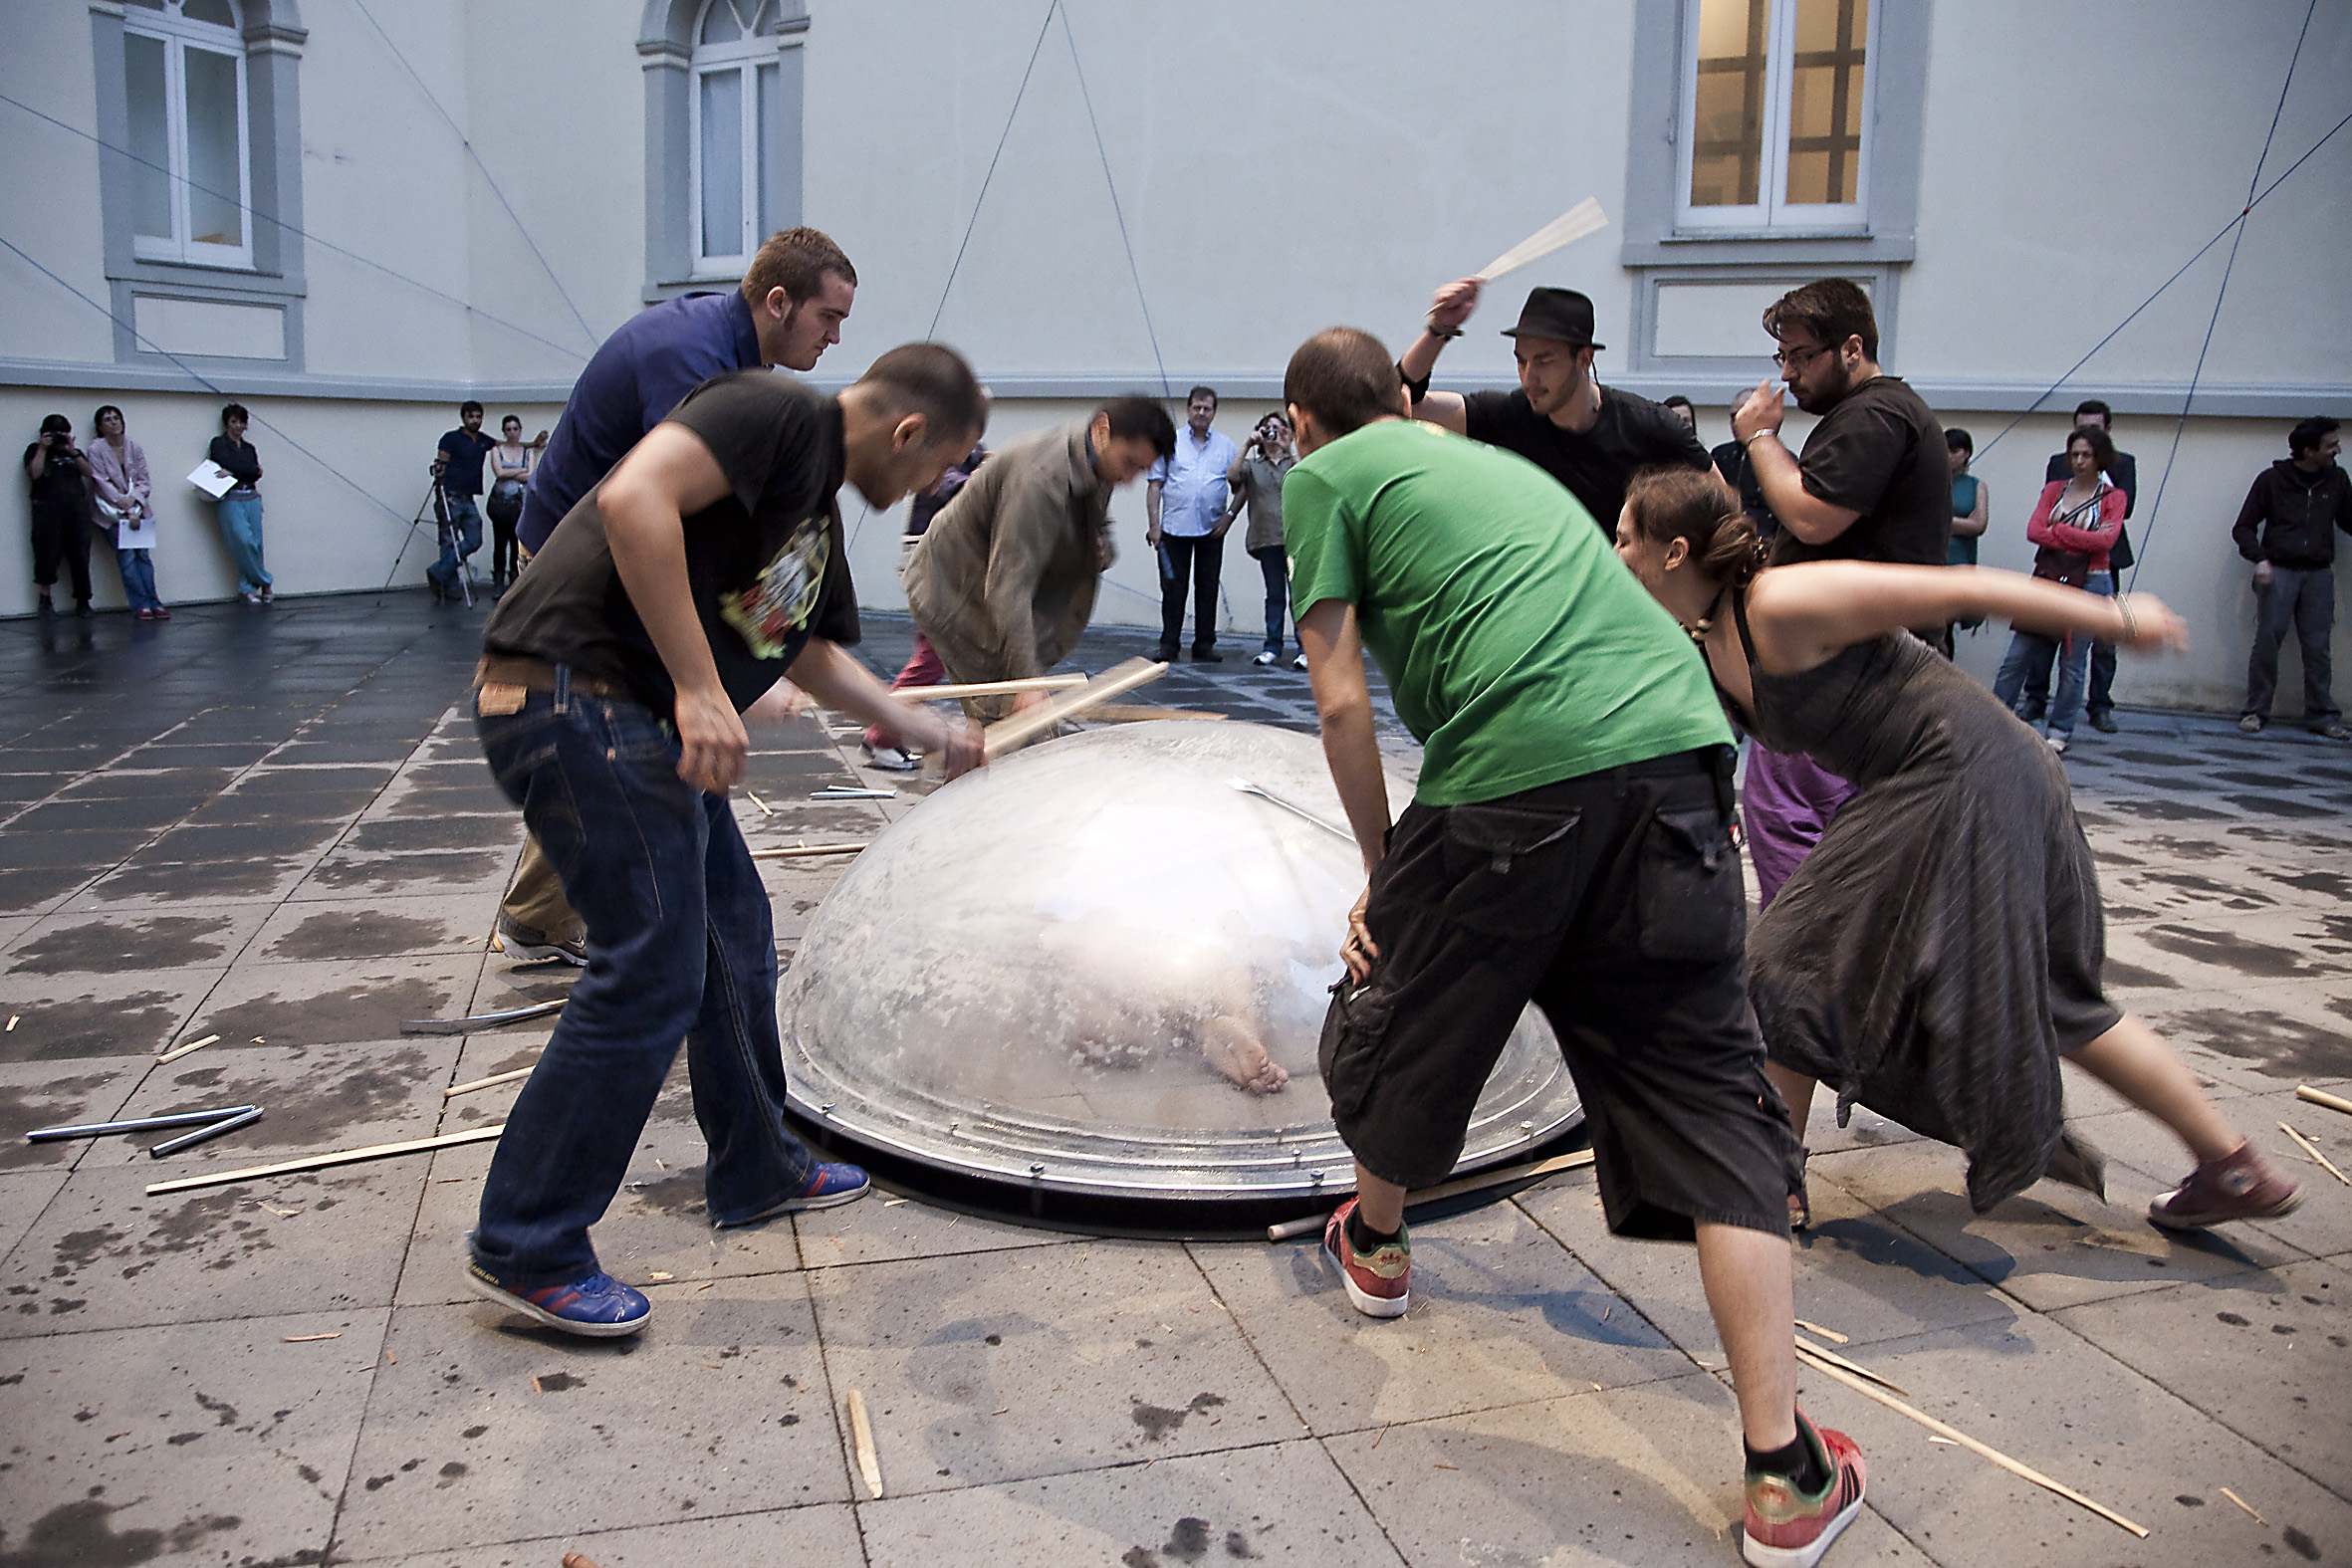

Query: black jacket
[{"left": 2232, "top": 459, "right": 2352, "bottom": 569}]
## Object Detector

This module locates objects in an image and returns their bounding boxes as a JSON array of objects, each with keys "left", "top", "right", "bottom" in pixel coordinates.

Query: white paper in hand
[
  {"left": 118, "top": 515, "right": 159, "bottom": 550},
  {"left": 187, "top": 462, "right": 237, "bottom": 500},
  {"left": 1474, "top": 199, "right": 1610, "bottom": 284}
]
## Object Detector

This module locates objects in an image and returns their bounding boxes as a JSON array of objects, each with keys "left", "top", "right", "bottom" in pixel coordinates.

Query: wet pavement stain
[
  {"left": 198, "top": 979, "right": 456, "bottom": 1048},
  {"left": 2225, "top": 793, "right": 2339, "bottom": 820},
  {"left": 2139, "top": 925, "right": 2310, "bottom": 980},
  {"left": 342, "top": 818, "right": 518, "bottom": 855},
  {"left": 307, "top": 850, "right": 505, "bottom": 893},
  {"left": 6, "top": 915, "right": 235, "bottom": 976},
  {"left": 2099, "top": 958, "right": 2180, "bottom": 991},
  {"left": 627, "top": 1169, "right": 708, "bottom": 1217},
  {"left": 88, "top": 857, "right": 308, "bottom": 901},
  {"left": 263, "top": 910, "right": 452, "bottom": 962},
  {"left": 0, "top": 1498, "right": 242, "bottom": 1567},
  {"left": 0, "top": 993, "right": 183, "bottom": 1062},
  {"left": 0, "top": 1073, "right": 123, "bottom": 1169},
  {"left": 1129, "top": 1391, "right": 1225, "bottom": 1441},
  {"left": 2152, "top": 1006, "right": 2352, "bottom": 1079},
  {"left": 152, "top": 1045, "right": 438, "bottom": 1148}
]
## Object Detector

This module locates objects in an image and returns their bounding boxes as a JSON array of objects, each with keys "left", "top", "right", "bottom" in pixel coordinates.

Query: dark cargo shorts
[{"left": 1317, "top": 747, "right": 1803, "bottom": 1240}]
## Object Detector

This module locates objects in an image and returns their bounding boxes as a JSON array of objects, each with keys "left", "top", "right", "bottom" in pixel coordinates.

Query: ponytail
[{"left": 1625, "top": 467, "right": 1766, "bottom": 587}]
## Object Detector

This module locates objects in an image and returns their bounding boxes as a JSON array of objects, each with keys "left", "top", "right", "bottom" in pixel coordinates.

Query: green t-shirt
[{"left": 1284, "top": 418, "right": 1732, "bottom": 805}]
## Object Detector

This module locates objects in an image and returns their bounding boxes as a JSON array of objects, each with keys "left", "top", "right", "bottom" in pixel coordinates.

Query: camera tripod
[{"left": 381, "top": 472, "right": 477, "bottom": 606}]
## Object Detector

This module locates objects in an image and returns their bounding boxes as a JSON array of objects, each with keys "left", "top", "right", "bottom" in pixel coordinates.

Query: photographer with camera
[
  {"left": 23, "top": 414, "right": 95, "bottom": 618},
  {"left": 429, "top": 401, "right": 499, "bottom": 603}
]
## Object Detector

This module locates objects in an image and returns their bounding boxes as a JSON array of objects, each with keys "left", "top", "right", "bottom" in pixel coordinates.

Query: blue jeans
[
  {"left": 1994, "top": 571, "right": 2111, "bottom": 740},
  {"left": 116, "top": 547, "right": 161, "bottom": 611},
  {"left": 1250, "top": 545, "right": 1289, "bottom": 654},
  {"left": 2243, "top": 564, "right": 2338, "bottom": 725},
  {"left": 470, "top": 675, "right": 819, "bottom": 1286},
  {"left": 431, "top": 495, "right": 483, "bottom": 593},
  {"left": 216, "top": 493, "right": 270, "bottom": 593}
]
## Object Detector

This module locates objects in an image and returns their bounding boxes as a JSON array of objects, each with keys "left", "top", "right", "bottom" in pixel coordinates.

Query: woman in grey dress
[{"left": 1612, "top": 467, "right": 2298, "bottom": 1232}]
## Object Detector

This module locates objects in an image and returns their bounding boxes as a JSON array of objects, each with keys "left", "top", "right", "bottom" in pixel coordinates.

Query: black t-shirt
[
  {"left": 1711, "top": 438, "right": 1778, "bottom": 540},
  {"left": 1770, "top": 375, "right": 1950, "bottom": 567},
  {"left": 437, "top": 428, "right": 499, "bottom": 496},
  {"left": 23, "top": 442, "right": 89, "bottom": 510},
  {"left": 1461, "top": 385, "right": 1713, "bottom": 531},
  {"left": 483, "top": 371, "right": 860, "bottom": 715}
]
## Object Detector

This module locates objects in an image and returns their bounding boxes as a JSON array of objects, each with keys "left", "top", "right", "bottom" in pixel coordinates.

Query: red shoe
[
  {"left": 1320, "top": 1197, "right": 1410, "bottom": 1318},
  {"left": 1742, "top": 1412, "right": 1865, "bottom": 1567},
  {"left": 2149, "top": 1141, "right": 2301, "bottom": 1231}
]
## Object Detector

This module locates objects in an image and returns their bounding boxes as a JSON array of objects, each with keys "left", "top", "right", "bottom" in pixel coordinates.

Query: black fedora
[{"left": 1500, "top": 287, "right": 1603, "bottom": 350}]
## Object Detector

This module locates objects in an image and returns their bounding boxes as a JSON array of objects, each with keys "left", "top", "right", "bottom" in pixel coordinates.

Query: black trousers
[
  {"left": 1156, "top": 533, "right": 1225, "bottom": 652},
  {"left": 31, "top": 504, "right": 92, "bottom": 602}
]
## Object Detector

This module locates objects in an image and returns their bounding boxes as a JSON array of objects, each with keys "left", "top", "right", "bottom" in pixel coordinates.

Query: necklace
[{"left": 1680, "top": 587, "right": 1727, "bottom": 646}]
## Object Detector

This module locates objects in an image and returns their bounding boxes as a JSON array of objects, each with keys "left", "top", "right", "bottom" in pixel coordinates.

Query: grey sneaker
[
  {"left": 2238, "top": 714, "right": 2265, "bottom": 734},
  {"left": 494, "top": 912, "right": 588, "bottom": 967},
  {"left": 2315, "top": 722, "right": 2350, "bottom": 741},
  {"left": 862, "top": 743, "right": 917, "bottom": 772}
]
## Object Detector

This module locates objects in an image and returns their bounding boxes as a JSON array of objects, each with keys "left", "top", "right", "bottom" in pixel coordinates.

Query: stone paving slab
[{"left": 357, "top": 1504, "right": 867, "bottom": 1568}]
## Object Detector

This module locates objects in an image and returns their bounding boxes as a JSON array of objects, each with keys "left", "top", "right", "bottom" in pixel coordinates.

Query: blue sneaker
[
  {"left": 714, "top": 1161, "right": 871, "bottom": 1228},
  {"left": 465, "top": 1261, "right": 651, "bottom": 1338}
]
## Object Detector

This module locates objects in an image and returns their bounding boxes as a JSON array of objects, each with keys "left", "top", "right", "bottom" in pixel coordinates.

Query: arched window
[
  {"left": 689, "top": 0, "right": 792, "bottom": 276},
  {"left": 122, "top": 0, "right": 253, "bottom": 269}
]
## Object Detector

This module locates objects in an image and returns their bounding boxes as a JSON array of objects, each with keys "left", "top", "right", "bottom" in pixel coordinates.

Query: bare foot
[{"left": 1199, "top": 1016, "right": 1289, "bottom": 1094}]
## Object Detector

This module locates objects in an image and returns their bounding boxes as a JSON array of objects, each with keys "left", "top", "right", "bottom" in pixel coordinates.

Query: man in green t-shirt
[{"left": 1283, "top": 328, "right": 1866, "bottom": 1568}]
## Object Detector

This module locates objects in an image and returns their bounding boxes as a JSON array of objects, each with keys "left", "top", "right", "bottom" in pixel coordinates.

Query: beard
[{"left": 1793, "top": 357, "right": 1852, "bottom": 415}]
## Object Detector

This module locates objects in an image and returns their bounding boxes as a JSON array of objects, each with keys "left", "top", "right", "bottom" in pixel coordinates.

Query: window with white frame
[
  {"left": 690, "top": 0, "right": 791, "bottom": 276},
  {"left": 1678, "top": 0, "right": 1874, "bottom": 233},
  {"left": 122, "top": 0, "right": 253, "bottom": 269}
]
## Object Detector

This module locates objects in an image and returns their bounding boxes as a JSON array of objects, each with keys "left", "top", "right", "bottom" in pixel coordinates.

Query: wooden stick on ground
[
  {"left": 157, "top": 1032, "right": 220, "bottom": 1065},
  {"left": 2295, "top": 1084, "right": 2352, "bottom": 1118},
  {"left": 1793, "top": 1333, "right": 1908, "bottom": 1396},
  {"left": 894, "top": 674, "right": 1088, "bottom": 702},
  {"left": 1792, "top": 1346, "right": 2147, "bottom": 1537},
  {"left": 1792, "top": 1318, "right": 1848, "bottom": 1345},
  {"left": 2279, "top": 1121, "right": 2350, "bottom": 1185},
  {"left": 445, "top": 1064, "right": 537, "bottom": 1099},
  {"left": 747, "top": 841, "right": 868, "bottom": 861},
  {"left": 979, "top": 658, "right": 1169, "bottom": 761},
  {"left": 2220, "top": 1485, "right": 2265, "bottom": 1523},
  {"left": 846, "top": 1388, "right": 883, "bottom": 1499},
  {"left": 561, "top": 1554, "right": 606, "bottom": 1568},
  {"left": 1266, "top": 1150, "right": 1595, "bottom": 1242},
  {"left": 145, "top": 1124, "right": 505, "bottom": 1197}
]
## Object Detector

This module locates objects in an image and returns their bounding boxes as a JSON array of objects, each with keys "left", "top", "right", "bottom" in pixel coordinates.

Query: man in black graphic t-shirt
[
  {"left": 463, "top": 347, "right": 987, "bottom": 1340},
  {"left": 1395, "top": 282, "right": 1713, "bottom": 530}
]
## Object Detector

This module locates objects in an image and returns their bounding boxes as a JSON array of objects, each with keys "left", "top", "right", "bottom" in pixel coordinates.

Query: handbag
[{"left": 2030, "top": 486, "right": 2107, "bottom": 590}]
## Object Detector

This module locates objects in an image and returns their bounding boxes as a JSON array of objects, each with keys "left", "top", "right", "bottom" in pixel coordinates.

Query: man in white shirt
[{"left": 1145, "top": 386, "right": 1239, "bottom": 661}]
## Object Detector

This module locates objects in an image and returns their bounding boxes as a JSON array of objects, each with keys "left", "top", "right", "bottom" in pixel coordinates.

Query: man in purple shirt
[{"left": 495, "top": 227, "right": 856, "bottom": 966}]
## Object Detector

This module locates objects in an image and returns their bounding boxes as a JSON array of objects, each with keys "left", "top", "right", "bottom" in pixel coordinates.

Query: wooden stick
[
  {"left": 846, "top": 1388, "right": 883, "bottom": 1499},
  {"left": 1793, "top": 1332, "right": 1908, "bottom": 1396},
  {"left": 1082, "top": 704, "right": 1228, "bottom": 723},
  {"left": 2279, "top": 1121, "right": 2349, "bottom": 1185},
  {"left": 2295, "top": 1084, "right": 2352, "bottom": 1118},
  {"left": 1793, "top": 1318, "right": 1848, "bottom": 1345},
  {"left": 1792, "top": 1347, "right": 2147, "bottom": 1537},
  {"left": 282, "top": 1332, "right": 342, "bottom": 1342},
  {"left": 444, "top": 1064, "right": 536, "bottom": 1098},
  {"left": 745, "top": 789, "right": 774, "bottom": 816},
  {"left": 2219, "top": 1485, "right": 2265, "bottom": 1523},
  {"left": 980, "top": 658, "right": 1169, "bottom": 761},
  {"left": 894, "top": 674, "right": 1087, "bottom": 702},
  {"left": 145, "top": 1124, "right": 505, "bottom": 1196},
  {"left": 157, "top": 1032, "right": 221, "bottom": 1065},
  {"left": 562, "top": 1554, "right": 605, "bottom": 1568},
  {"left": 747, "top": 841, "right": 867, "bottom": 861},
  {"left": 1474, "top": 197, "right": 1610, "bottom": 282},
  {"left": 1266, "top": 1149, "right": 1595, "bottom": 1242}
]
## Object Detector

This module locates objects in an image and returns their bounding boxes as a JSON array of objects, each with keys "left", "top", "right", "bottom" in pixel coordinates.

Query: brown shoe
[{"left": 2149, "top": 1142, "right": 2300, "bottom": 1231}]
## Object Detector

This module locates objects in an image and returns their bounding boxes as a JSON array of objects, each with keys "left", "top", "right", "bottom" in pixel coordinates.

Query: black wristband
[{"left": 1397, "top": 362, "right": 1431, "bottom": 402}]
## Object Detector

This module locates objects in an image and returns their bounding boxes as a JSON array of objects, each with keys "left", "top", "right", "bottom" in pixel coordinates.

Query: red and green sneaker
[
  {"left": 1742, "top": 1412, "right": 1866, "bottom": 1567},
  {"left": 1320, "top": 1197, "right": 1410, "bottom": 1318}
]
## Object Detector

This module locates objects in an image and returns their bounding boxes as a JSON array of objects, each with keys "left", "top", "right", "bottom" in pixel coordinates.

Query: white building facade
[{"left": 3, "top": 0, "right": 2346, "bottom": 710}]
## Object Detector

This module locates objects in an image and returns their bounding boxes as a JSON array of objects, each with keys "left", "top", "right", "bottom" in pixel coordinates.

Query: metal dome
[{"left": 780, "top": 722, "right": 1583, "bottom": 1202}]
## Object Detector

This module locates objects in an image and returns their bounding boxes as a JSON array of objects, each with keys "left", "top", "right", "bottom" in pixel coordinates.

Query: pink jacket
[
  {"left": 88, "top": 435, "right": 152, "bottom": 524},
  {"left": 2027, "top": 479, "right": 2125, "bottom": 574}
]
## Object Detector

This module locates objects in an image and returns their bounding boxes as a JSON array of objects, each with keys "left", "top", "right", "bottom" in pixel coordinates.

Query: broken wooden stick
[
  {"left": 1792, "top": 1318, "right": 1848, "bottom": 1345},
  {"left": 1793, "top": 1332, "right": 1908, "bottom": 1396},
  {"left": 157, "top": 1032, "right": 221, "bottom": 1065},
  {"left": 2279, "top": 1121, "right": 2349, "bottom": 1186},
  {"left": 145, "top": 1124, "right": 505, "bottom": 1197},
  {"left": 894, "top": 673, "right": 1087, "bottom": 702},
  {"left": 1266, "top": 1149, "right": 1595, "bottom": 1242},
  {"left": 561, "top": 1554, "right": 605, "bottom": 1568},
  {"left": 747, "top": 841, "right": 868, "bottom": 861},
  {"left": 846, "top": 1388, "right": 883, "bottom": 1499},
  {"left": 979, "top": 657, "right": 1169, "bottom": 761},
  {"left": 1792, "top": 1345, "right": 2146, "bottom": 1537},
  {"left": 2294, "top": 1084, "right": 2352, "bottom": 1118},
  {"left": 2219, "top": 1485, "right": 2265, "bottom": 1523},
  {"left": 400, "top": 1000, "right": 564, "bottom": 1036},
  {"left": 1474, "top": 197, "right": 1610, "bottom": 283},
  {"left": 444, "top": 1064, "right": 537, "bottom": 1099}
]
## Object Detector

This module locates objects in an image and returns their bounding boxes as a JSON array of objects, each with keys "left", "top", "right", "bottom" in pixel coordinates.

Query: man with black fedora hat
[{"left": 1397, "top": 279, "right": 1713, "bottom": 531}]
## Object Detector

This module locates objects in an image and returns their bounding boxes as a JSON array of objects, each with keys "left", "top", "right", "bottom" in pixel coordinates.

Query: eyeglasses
[{"left": 1771, "top": 341, "right": 1834, "bottom": 370}]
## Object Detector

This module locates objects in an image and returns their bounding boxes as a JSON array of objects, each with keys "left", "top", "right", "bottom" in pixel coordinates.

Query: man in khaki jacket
[{"left": 899, "top": 396, "right": 1174, "bottom": 725}]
